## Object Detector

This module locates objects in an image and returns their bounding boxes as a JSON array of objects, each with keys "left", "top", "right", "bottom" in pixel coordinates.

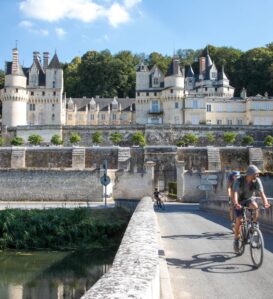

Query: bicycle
[
  {"left": 153, "top": 194, "right": 165, "bottom": 211},
  {"left": 237, "top": 206, "right": 264, "bottom": 268}
]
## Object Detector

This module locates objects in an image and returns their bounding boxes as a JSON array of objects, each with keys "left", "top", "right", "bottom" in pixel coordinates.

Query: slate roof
[
  {"left": 166, "top": 55, "right": 182, "bottom": 76},
  {"left": 47, "top": 53, "right": 62, "bottom": 69}
]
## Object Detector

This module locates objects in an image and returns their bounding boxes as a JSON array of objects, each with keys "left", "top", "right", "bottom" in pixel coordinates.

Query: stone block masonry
[{"left": 0, "top": 169, "right": 102, "bottom": 201}]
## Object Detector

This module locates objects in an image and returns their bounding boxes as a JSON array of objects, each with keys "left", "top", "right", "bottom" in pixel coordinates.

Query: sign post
[
  {"left": 100, "top": 160, "right": 110, "bottom": 208},
  {"left": 198, "top": 174, "right": 218, "bottom": 200}
]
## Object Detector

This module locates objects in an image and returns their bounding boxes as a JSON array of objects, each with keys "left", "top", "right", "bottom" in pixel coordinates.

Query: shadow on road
[
  {"left": 162, "top": 203, "right": 273, "bottom": 254},
  {"left": 166, "top": 252, "right": 256, "bottom": 274},
  {"left": 162, "top": 231, "right": 233, "bottom": 241}
]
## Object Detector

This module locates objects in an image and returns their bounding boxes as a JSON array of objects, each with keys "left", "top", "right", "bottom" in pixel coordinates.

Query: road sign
[
  {"left": 197, "top": 184, "right": 213, "bottom": 191},
  {"left": 201, "top": 179, "right": 217, "bottom": 185},
  {"left": 201, "top": 174, "right": 217, "bottom": 180},
  {"left": 100, "top": 175, "right": 110, "bottom": 186}
]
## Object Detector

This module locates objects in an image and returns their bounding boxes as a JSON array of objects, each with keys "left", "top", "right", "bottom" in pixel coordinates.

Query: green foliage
[
  {"left": 0, "top": 69, "right": 4, "bottom": 89},
  {"left": 168, "top": 182, "right": 177, "bottom": 195},
  {"left": 131, "top": 131, "right": 146, "bottom": 147},
  {"left": 92, "top": 132, "right": 103, "bottom": 145},
  {"left": 241, "top": 135, "right": 254, "bottom": 146},
  {"left": 10, "top": 136, "right": 24, "bottom": 146},
  {"left": 51, "top": 134, "right": 63, "bottom": 145},
  {"left": 264, "top": 135, "right": 273, "bottom": 146},
  {"left": 0, "top": 137, "right": 5, "bottom": 146},
  {"left": 69, "top": 133, "right": 81, "bottom": 145},
  {"left": 223, "top": 132, "right": 237, "bottom": 144},
  {"left": 206, "top": 133, "right": 215, "bottom": 144},
  {"left": 176, "top": 134, "right": 198, "bottom": 147},
  {"left": 110, "top": 132, "right": 123, "bottom": 145},
  {"left": 0, "top": 208, "right": 130, "bottom": 250},
  {"left": 28, "top": 134, "right": 43, "bottom": 145}
]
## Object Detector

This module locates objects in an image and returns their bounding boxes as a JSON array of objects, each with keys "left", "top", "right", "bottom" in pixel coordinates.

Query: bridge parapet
[{"left": 81, "top": 196, "right": 160, "bottom": 299}]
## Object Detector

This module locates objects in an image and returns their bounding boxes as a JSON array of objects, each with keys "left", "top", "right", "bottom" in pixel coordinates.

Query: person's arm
[
  {"left": 259, "top": 191, "right": 271, "bottom": 208},
  {"left": 233, "top": 191, "right": 241, "bottom": 209}
]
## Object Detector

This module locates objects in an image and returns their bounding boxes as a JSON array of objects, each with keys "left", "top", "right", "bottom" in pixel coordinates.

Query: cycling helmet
[{"left": 231, "top": 171, "right": 240, "bottom": 176}]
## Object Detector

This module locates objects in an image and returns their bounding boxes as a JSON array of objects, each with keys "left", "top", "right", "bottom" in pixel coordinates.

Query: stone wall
[
  {"left": 0, "top": 169, "right": 102, "bottom": 201},
  {"left": 82, "top": 197, "right": 160, "bottom": 299}
]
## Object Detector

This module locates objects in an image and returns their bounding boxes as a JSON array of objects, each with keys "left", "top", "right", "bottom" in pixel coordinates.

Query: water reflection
[{"left": 0, "top": 249, "right": 115, "bottom": 299}]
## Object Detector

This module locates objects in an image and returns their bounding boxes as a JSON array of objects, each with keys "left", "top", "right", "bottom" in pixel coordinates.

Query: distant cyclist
[
  {"left": 153, "top": 188, "right": 162, "bottom": 208},
  {"left": 232, "top": 165, "right": 270, "bottom": 252},
  {"left": 227, "top": 171, "right": 240, "bottom": 229}
]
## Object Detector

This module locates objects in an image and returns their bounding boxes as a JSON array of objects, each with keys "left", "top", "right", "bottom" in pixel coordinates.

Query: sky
[{"left": 1, "top": 0, "right": 273, "bottom": 69}]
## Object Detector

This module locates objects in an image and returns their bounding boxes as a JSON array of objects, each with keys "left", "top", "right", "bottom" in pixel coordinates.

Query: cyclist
[
  {"left": 153, "top": 188, "right": 162, "bottom": 208},
  {"left": 232, "top": 165, "right": 270, "bottom": 252},
  {"left": 227, "top": 171, "right": 240, "bottom": 230}
]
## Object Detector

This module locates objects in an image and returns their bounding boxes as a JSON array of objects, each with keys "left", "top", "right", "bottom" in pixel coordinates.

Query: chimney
[
  {"left": 11, "top": 48, "right": 19, "bottom": 75},
  {"left": 43, "top": 52, "right": 50, "bottom": 69},
  {"left": 33, "top": 51, "right": 40, "bottom": 62},
  {"left": 199, "top": 57, "right": 205, "bottom": 75}
]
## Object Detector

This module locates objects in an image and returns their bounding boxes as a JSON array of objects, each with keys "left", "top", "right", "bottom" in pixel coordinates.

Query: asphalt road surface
[{"left": 156, "top": 203, "right": 273, "bottom": 299}]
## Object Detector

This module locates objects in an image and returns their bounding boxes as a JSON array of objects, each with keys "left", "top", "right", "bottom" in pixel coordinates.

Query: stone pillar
[
  {"left": 11, "top": 147, "right": 26, "bottom": 168},
  {"left": 72, "top": 147, "right": 85, "bottom": 169},
  {"left": 145, "top": 161, "right": 156, "bottom": 195},
  {"left": 176, "top": 160, "right": 185, "bottom": 201},
  {"left": 118, "top": 147, "right": 131, "bottom": 171}
]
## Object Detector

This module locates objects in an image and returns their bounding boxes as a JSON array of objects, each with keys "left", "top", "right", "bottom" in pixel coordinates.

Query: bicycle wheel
[
  {"left": 237, "top": 225, "right": 246, "bottom": 255},
  {"left": 250, "top": 227, "right": 264, "bottom": 268}
]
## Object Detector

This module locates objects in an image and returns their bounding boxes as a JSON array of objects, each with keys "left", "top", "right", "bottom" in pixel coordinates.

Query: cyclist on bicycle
[
  {"left": 232, "top": 165, "right": 270, "bottom": 252},
  {"left": 153, "top": 188, "right": 162, "bottom": 208},
  {"left": 227, "top": 171, "right": 240, "bottom": 230}
]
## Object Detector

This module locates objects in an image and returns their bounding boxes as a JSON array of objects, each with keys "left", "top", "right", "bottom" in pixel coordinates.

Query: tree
[
  {"left": 147, "top": 52, "right": 172, "bottom": 74},
  {"left": 223, "top": 132, "right": 237, "bottom": 144},
  {"left": 0, "top": 69, "right": 4, "bottom": 90},
  {"left": 177, "top": 134, "right": 198, "bottom": 147},
  {"left": 241, "top": 135, "right": 254, "bottom": 146},
  {"left": 264, "top": 135, "right": 273, "bottom": 146},
  {"left": 28, "top": 134, "right": 43, "bottom": 145},
  {"left": 11, "top": 136, "right": 24, "bottom": 146},
  {"left": 92, "top": 132, "right": 103, "bottom": 145},
  {"left": 110, "top": 132, "right": 123, "bottom": 145},
  {"left": 70, "top": 133, "right": 81, "bottom": 145},
  {"left": 131, "top": 131, "right": 146, "bottom": 147},
  {"left": 206, "top": 133, "right": 215, "bottom": 144},
  {"left": 51, "top": 134, "right": 63, "bottom": 145}
]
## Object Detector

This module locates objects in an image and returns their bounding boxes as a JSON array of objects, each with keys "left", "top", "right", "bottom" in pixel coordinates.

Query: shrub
[
  {"left": 168, "top": 182, "right": 177, "bottom": 195},
  {"left": 11, "top": 136, "right": 24, "bottom": 146},
  {"left": 241, "top": 135, "right": 254, "bottom": 146},
  {"left": 110, "top": 132, "right": 123, "bottom": 145},
  {"left": 176, "top": 134, "right": 198, "bottom": 147},
  {"left": 223, "top": 132, "right": 237, "bottom": 144},
  {"left": 206, "top": 133, "right": 215, "bottom": 144},
  {"left": 92, "top": 132, "right": 103, "bottom": 145},
  {"left": 264, "top": 135, "right": 273, "bottom": 146},
  {"left": 70, "top": 133, "right": 81, "bottom": 145},
  {"left": 28, "top": 134, "right": 43, "bottom": 145},
  {"left": 51, "top": 134, "right": 63, "bottom": 145},
  {"left": 0, "top": 137, "right": 5, "bottom": 146},
  {"left": 131, "top": 131, "right": 146, "bottom": 147}
]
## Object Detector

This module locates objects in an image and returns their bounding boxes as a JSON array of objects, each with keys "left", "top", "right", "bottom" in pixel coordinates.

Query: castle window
[
  {"left": 212, "top": 72, "right": 217, "bottom": 78},
  {"left": 4, "top": 88, "right": 6, "bottom": 92},
  {"left": 51, "top": 114, "right": 55, "bottom": 121},
  {"left": 90, "top": 114, "right": 94, "bottom": 120},
  {"left": 42, "top": 91, "right": 45, "bottom": 96},
  {"left": 123, "top": 114, "right": 128, "bottom": 120},
  {"left": 112, "top": 114, "right": 116, "bottom": 120},
  {"left": 29, "top": 103, "right": 35, "bottom": 111},
  {"left": 215, "top": 88, "right": 218, "bottom": 92},
  {"left": 151, "top": 100, "right": 160, "bottom": 113},
  {"left": 146, "top": 92, "right": 149, "bottom": 96},
  {"left": 137, "top": 92, "right": 140, "bottom": 96},
  {"left": 154, "top": 92, "right": 157, "bottom": 96},
  {"left": 217, "top": 119, "right": 222, "bottom": 125},
  {"left": 205, "top": 87, "right": 207, "bottom": 92},
  {"left": 15, "top": 88, "right": 18, "bottom": 93},
  {"left": 101, "top": 114, "right": 105, "bottom": 120},
  {"left": 175, "top": 102, "right": 179, "bottom": 109},
  {"left": 53, "top": 91, "right": 56, "bottom": 96},
  {"left": 207, "top": 104, "right": 212, "bottom": 112},
  {"left": 31, "top": 91, "right": 34, "bottom": 96},
  {"left": 193, "top": 100, "right": 198, "bottom": 109},
  {"left": 153, "top": 78, "right": 159, "bottom": 85},
  {"left": 170, "top": 89, "right": 173, "bottom": 93},
  {"left": 237, "top": 119, "right": 243, "bottom": 125},
  {"left": 52, "top": 81, "right": 55, "bottom": 88},
  {"left": 227, "top": 119, "right": 232, "bottom": 125}
]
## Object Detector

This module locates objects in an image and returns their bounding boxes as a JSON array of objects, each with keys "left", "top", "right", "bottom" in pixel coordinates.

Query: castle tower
[
  {"left": 1, "top": 48, "right": 28, "bottom": 127},
  {"left": 164, "top": 54, "right": 184, "bottom": 89},
  {"left": 135, "top": 61, "right": 150, "bottom": 92}
]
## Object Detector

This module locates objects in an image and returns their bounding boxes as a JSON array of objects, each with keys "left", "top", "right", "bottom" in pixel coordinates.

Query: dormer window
[
  {"left": 212, "top": 72, "right": 217, "bottom": 78},
  {"left": 52, "top": 81, "right": 55, "bottom": 88},
  {"left": 153, "top": 78, "right": 159, "bottom": 85}
]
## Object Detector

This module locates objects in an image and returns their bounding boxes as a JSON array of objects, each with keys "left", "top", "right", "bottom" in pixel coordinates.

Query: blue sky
[{"left": 1, "top": 0, "right": 273, "bottom": 69}]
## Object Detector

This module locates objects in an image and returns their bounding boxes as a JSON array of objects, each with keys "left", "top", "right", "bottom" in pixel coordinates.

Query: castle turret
[
  {"left": 136, "top": 61, "right": 150, "bottom": 92},
  {"left": 164, "top": 55, "right": 184, "bottom": 89},
  {"left": 1, "top": 48, "right": 28, "bottom": 127}
]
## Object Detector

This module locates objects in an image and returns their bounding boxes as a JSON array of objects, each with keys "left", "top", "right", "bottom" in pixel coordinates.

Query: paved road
[{"left": 156, "top": 202, "right": 273, "bottom": 299}]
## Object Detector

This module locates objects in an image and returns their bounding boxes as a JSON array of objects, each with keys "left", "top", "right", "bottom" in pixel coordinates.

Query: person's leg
[{"left": 249, "top": 200, "right": 259, "bottom": 223}]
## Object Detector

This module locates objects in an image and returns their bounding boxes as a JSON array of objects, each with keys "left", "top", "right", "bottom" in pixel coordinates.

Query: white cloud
[
  {"left": 19, "top": 0, "right": 141, "bottom": 27},
  {"left": 55, "top": 27, "right": 66, "bottom": 38},
  {"left": 103, "top": 34, "right": 109, "bottom": 41},
  {"left": 19, "top": 19, "right": 49, "bottom": 35}
]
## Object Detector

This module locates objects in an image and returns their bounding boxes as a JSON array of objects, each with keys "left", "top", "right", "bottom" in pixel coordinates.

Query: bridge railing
[{"left": 81, "top": 196, "right": 160, "bottom": 299}]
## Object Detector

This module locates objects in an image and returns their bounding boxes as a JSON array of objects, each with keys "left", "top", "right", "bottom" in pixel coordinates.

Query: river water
[{"left": 0, "top": 248, "right": 116, "bottom": 299}]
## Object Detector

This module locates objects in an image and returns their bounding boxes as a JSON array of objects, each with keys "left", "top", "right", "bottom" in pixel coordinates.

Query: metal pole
[{"left": 104, "top": 184, "right": 107, "bottom": 208}]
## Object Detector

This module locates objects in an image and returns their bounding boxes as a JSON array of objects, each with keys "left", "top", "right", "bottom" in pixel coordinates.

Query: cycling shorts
[{"left": 235, "top": 198, "right": 256, "bottom": 218}]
